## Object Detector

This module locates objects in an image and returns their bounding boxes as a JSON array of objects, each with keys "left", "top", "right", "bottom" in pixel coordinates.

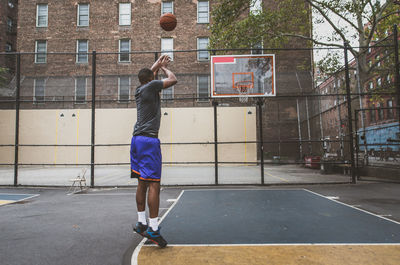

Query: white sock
[
  {"left": 149, "top": 217, "right": 158, "bottom": 231},
  {"left": 138, "top": 211, "right": 147, "bottom": 225}
]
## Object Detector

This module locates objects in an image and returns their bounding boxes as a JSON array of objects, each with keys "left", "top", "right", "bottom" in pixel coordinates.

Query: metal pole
[
  {"left": 344, "top": 42, "right": 356, "bottom": 184},
  {"left": 296, "top": 99, "right": 303, "bottom": 159},
  {"left": 154, "top": 52, "right": 159, "bottom": 79},
  {"left": 257, "top": 99, "right": 265, "bottom": 184},
  {"left": 14, "top": 53, "right": 21, "bottom": 186},
  {"left": 91, "top": 51, "right": 96, "bottom": 188},
  {"left": 354, "top": 110, "right": 360, "bottom": 179},
  {"left": 393, "top": 24, "right": 400, "bottom": 123},
  {"left": 213, "top": 101, "right": 218, "bottom": 185}
]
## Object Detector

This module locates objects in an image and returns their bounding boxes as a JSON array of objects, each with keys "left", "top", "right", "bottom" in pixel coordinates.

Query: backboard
[{"left": 211, "top": 54, "right": 276, "bottom": 98}]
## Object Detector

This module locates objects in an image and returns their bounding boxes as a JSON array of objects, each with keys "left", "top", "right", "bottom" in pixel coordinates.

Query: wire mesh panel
[
  {"left": 0, "top": 37, "right": 398, "bottom": 186},
  {"left": 16, "top": 53, "right": 93, "bottom": 186}
]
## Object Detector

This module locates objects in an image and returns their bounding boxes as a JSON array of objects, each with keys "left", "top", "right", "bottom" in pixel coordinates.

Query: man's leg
[
  {"left": 133, "top": 180, "right": 149, "bottom": 235},
  {"left": 148, "top": 181, "right": 160, "bottom": 217},
  {"left": 143, "top": 181, "right": 167, "bottom": 247},
  {"left": 136, "top": 179, "right": 148, "bottom": 211}
]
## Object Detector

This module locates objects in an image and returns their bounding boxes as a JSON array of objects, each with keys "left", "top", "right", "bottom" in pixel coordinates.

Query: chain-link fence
[{"left": 0, "top": 28, "right": 399, "bottom": 187}]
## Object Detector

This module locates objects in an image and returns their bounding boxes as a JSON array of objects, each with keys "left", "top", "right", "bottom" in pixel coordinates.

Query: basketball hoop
[{"left": 234, "top": 81, "right": 253, "bottom": 103}]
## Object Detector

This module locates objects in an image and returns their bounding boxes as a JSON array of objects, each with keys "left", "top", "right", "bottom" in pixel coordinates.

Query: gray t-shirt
[{"left": 133, "top": 80, "right": 164, "bottom": 137}]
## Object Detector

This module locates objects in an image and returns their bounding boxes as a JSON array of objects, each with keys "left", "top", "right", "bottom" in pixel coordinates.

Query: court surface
[
  {"left": 0, "top": 193, "right": 39, "bottom": 206},
  {"left": 134, "top": 189, "right": 400, "bottom": 265}
]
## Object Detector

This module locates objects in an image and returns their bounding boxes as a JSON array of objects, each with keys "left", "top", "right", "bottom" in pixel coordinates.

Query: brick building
[
  {"left": 13, "top": 0, "right": 313, "bottom": 160},
  {"left": 315, "top": 34, "right": 399, "bottom": 158},
  {"left": 16, "top": 0, "right": 213, "bottom": 106},
  {"left": 0, "top": 0, "right": 18, "bottom": 72}
]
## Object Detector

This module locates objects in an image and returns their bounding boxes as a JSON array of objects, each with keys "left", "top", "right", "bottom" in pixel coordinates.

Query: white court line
[
  {"left": 303, "top": 189, "right": 400, "bottom": 225},
  {"left": 184, "top": 188, "right": 305, "bottom": 192},
  {"left": 0, "top": 194, "right": 39, "bottom": 206},
  {"left": 131, "top": 190, "right": 185, "bottom": 265},
  {"left": 77, "top": 193, "right": 134, "bottom": 196}
]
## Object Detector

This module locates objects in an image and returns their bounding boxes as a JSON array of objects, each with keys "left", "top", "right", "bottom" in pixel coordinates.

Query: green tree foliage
[
  {"left": 0, "top": 67, "right": 9, "bottom": 87},
  {"left": 210, "top": 0, "right": 311, "bottom": 51},
  {"left": 210, "top": 0, "right": 400, "bottom": 89}
]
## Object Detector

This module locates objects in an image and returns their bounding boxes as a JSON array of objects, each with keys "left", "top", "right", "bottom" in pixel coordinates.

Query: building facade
[
  {"left": 0, "top": 0, "right": 18, "bottom": 72},
  {"left": 12, "top": 0, "right": 313, "bottom": 160},
  {"left": 315, "top": 35, "right": 399, "bottom": 159}
]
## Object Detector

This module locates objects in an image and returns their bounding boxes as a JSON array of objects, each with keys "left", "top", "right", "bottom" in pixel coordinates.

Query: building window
[
  {"left": 251, "top": 42, "right": 263, "bottom": 54},
  {"left": 368, "top": 81, "right": 374, "bottom": 90},
  {"left": 36, "top": 4, "right": 48, "bottom": 27},
  {"left": 5, "top": 43, "right": 12, "bottom": 52},
  {"left": 377, "top": 77, "right": 382, "bottom": 87},
  {"left": 35, "top": 40, "right": 47, "bottom": 63},
  {"left": 197, "top": 37, "right": 209, "bottom": 61},
  {"left": 387, "top": 100, "right": 393, "bottom": 119},
  {"left": 75, "top": 77, "right": 86, "bottom": 103},
  {"left": 377, "top": 103, "right": 384, "bottom": 120},
  {"left": 119, "top": 39, "right": 131, "bottom": 62},
  {"left": 197, "top": 75, "right": 209, "bottom": 101},
  {"left": 7, "top": 17, "right": 13, "bottom": 32},
  {"left": 197, "top": 1, "right": 209, "bottom": 23},
  {"left": 250, "top": 0, "right": 262, "bottom": 14},
  {"left": 375, "top": 55, "right": 381, "bottom": 67},
  {"left": 8, "top": 0, "right": 14, "bottom": 8},
  {"left": 161, "top": 86, "right": 174, "bottom": 100},
  {"left": 119, "top": 3, "right": 131, "bottom": 26},
  {"left": 77, "top": 40, "right": 88, "bottom": 63},
  {"left": 34, "top": 78, "right": 45, "bottom": 103},
  {"left": 161, "top": 1, "right": 173, "bottom": 14},
  {"left": 118, "top": 76, "right": 130, "bottom": 102},
  {"left": 78, "top": 4, "right": 89, "bottom": 27},
  {"left": 161, "top": 38, "right": 174, "bottom": 61},
  {"left": 386, "top": 74, "right": 392, "bottom": 84},
  {"left": 370, "top": 107, "right": 376, "bottom": 123}
]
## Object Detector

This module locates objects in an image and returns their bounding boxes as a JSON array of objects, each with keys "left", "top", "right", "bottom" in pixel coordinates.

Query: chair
[{"left": 68, "top": 168, "right": 88, "bottom": 193}]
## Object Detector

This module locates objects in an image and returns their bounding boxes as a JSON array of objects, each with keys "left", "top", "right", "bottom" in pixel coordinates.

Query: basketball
[{"left": 160, "top": 13, "right": 177, "bottom": 31}]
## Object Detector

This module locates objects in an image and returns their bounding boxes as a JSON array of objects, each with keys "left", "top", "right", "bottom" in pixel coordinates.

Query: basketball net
[{"left": 237, "top": 85, "right": 251, "bottom": 103}]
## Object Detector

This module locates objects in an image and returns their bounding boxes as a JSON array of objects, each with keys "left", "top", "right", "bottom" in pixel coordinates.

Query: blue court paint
[
  {"left": 0, "top": 194, "right": 39, "bottom": 205},
  {"left": 159, "top": 189, "right": 400, "bottom": 245}
]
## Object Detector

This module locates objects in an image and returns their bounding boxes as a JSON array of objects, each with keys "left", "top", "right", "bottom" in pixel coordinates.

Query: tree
[
  {"left": 210, "top": 0, "right": 400, "bottom": 88},
  {"left": 0, "top": 67, "right": 8, "bottom": 88}
]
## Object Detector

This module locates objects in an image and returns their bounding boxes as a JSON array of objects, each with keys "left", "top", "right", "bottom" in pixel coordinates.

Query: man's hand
[
  {"left": 160, "top": 55, "right": 171, "bottom": 68},
  {"left": 151, "top": 55, "right": 171, "bottom": 76}
]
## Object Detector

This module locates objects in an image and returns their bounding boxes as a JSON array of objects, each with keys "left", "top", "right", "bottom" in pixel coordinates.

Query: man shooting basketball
[{"left": 131, "top": 54, "right": 177, "bottom": 247}]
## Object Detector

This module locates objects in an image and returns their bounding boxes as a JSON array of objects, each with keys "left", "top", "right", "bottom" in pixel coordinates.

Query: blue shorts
[{"left": 130, "top": 136, "right": 162, "bottom": 182}]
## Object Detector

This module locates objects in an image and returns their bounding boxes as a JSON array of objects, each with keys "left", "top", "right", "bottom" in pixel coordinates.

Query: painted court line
[
  {"left": 0, "top": 194, "right": 39, "bottom": 206},
  {"left": 264, "top": 171, "right": 289, "bottom": 182},
  {"left": 303, "top": 189, "right": 400, "bottom": 225},
  {"left": 131, "top": 190, "right": 185, "bottom": 265}
]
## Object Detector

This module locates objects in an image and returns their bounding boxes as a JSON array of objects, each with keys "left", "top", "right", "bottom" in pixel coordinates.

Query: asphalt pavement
[{"left": 0, "top": 181, "right": 399, "bottom": 265}]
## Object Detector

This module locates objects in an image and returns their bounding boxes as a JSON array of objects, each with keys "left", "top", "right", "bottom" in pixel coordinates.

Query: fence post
[
  {"left": 154, "top": 52, "right": 159, "bottom": 79},
  {"left": 14, "top": 53, "right": 21, "bottom": 186},
  {"left": 344, "top": 42, "right": 356, "bottom": 184},
  {"left": 213, "top": 100, "right": 219, "bottom": 185},
  {"left": 257, "top": 99, "right": 265, "bottom": 185},
  {"left": 393, "top": 24, "right": 400, "bottom": 122},
  {"left": 91, "top": 51, "right": 96, "bottom": 188},
  {"left": 354, "top": 110, "right": 359, "bottom": 179}
]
